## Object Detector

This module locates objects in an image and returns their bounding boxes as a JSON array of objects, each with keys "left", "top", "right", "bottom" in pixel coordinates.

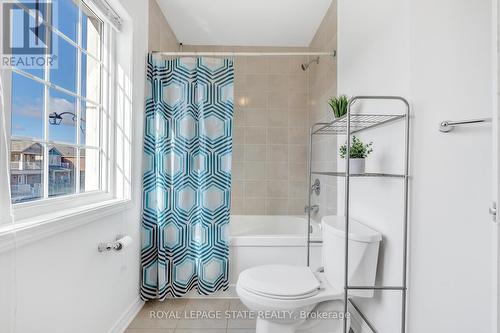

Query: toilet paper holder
[{"left": 98, "top": 235, "right": 132, "bottom": 252}]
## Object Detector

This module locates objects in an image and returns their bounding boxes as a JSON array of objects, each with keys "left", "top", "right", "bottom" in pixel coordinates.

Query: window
[{"left": 9, "top": 0, "right": 106, "bottom": 204}]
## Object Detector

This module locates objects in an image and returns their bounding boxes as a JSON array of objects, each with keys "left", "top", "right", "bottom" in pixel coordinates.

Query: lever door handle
[{"left": 490, "top": 202, "right": 497, "bottom": 222}]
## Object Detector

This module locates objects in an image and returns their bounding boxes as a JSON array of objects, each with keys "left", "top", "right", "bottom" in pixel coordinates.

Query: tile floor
[{"left": 126, "top": 298, "right": 256, "bottom": 333}]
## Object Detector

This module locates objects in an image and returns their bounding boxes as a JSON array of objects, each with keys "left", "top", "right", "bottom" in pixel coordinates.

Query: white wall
[
  {"left": 337, "top": 0, "right": 493, "bottom": 332},
  {"left": 0, "top": 0, "right": 148, "bottom": 331},
  {"left": 337, "top": 1, "right": 410, "bottom": 332}
]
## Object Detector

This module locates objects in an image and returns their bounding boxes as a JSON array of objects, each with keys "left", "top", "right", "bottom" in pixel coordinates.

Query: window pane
[
  {"left": 53, "top": 0, "right": 79, "bottom": 42},
  {"left": 10, "top": 140, "right": 44, "bottom": 203},
  {"left": 50, "top": 32, "right": 77, "bottom": 92},
  {"left": 49, "top": 144, "right": 76, "bottom": 197},
  {"left": 81, "top": 101, "right": 99, "bottom": 146},
  {"left": 11, "top": 73, "right": 45, "bottom": 139},
  {"left": 82, "top": 4, "right": 102, "bottom": 59},
  {"left": 80, "top": 148, "right": 99, "bottom": 192},
  {"left": 10, "top": 4, "right": 45, "bottom": 78},
  {"left": 81, "top": 52, "right": 101, "bottom": 103},
  {"left": 48, "top": 88, "right": 77, "bottom": 144}
]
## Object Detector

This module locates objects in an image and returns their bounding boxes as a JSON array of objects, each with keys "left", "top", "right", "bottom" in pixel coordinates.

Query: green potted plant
[
  {"left": 339, "top": 136, "right": 373, "bottom": 174},
  {"left": 328, "top": 95, "right": 349, "bottom": 118}
]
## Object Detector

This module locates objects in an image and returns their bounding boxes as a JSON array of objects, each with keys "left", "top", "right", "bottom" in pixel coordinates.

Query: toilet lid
[{"left": 238, "top": 265, "right": 320, "bottom": 298}]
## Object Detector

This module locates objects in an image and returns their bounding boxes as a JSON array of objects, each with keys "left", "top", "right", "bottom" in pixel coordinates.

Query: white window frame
[{"left": 3, "top": 0, "right": 127, "bottom": 222}]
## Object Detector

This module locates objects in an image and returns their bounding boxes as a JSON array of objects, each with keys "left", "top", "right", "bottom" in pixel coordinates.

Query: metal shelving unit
[{"left": 306, "top": 96, "right": 410, "bottom": 333}]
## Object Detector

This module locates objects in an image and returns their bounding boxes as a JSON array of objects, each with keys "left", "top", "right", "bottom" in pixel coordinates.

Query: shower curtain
[{"left": 141, "top": 55, "right": 234, "bottom": 299}]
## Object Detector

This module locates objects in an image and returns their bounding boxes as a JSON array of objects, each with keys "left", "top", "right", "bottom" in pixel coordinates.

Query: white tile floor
[{"left": 126, "top": 298, "right": 256, "bottom": 333}]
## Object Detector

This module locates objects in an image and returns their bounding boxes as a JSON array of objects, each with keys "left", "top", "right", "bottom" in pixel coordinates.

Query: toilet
[{"left": 236, "top": 215, "right": 382, "bottom": 333}]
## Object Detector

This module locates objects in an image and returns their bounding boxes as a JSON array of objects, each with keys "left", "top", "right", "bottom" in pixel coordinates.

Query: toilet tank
[{"left": 321, "top": 215, "right": 382, "bottom": 298}]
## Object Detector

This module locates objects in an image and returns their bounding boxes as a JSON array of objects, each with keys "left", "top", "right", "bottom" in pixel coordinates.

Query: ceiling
[{"left": 156, "top": 0, "right": 333, "bottom": 47}]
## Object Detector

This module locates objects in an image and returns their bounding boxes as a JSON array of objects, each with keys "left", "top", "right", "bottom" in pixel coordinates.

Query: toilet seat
[
  {"left": 238, "top": 265, "right": 321, "bottom": 299},
  {"left": 236, "top": 265, "right": 344, "bottom": 311}
]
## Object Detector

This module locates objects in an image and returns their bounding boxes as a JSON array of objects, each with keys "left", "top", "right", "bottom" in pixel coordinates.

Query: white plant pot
[{"left": 348, "top": 158, "right": 365, "bottom": 174}]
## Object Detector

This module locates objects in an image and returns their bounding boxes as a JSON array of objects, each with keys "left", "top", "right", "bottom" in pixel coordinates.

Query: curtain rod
[{"left": 151, "top": 51, "right": 336, "bottom": 57}]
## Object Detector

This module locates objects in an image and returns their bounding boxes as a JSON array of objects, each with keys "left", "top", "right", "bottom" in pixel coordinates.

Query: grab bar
[{"left": 439, "top": 117, "right": 491, "bottom": 132}]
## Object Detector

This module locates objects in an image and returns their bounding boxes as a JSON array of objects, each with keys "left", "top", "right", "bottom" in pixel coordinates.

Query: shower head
[{"left": 301, "top": 57, "right": 320, "bottom": 71}]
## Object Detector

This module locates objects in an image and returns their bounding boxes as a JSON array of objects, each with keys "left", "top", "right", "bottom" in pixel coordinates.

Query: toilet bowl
[
  {"left": 236, "top": 216, "right": 382, "bottom": 333},
  {"left": 236, "top": 265, "right": 346, "bottom": 333}
]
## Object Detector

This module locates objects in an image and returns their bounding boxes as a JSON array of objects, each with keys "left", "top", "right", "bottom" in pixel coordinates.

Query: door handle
[{"left": 490, "top": 202, "right": 497, "bottom": 223}]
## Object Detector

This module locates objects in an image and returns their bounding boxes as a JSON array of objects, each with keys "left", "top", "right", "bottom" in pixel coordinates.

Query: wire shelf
[
  {"left": 311, "top": 171, "right": 405, "bottom": 178},
  {"left": 313, "top": 114, "right": 406, "bottom": 135}
]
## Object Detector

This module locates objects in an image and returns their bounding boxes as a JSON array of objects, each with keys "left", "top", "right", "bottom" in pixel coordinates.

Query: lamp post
[{"left": 48, "top": 112, "right": 85, "bottom": 134}]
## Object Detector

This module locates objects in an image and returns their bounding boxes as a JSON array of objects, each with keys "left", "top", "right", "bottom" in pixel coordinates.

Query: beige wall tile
[
  {"left": 234, "top": 108, "right": 246, "bottom": 127},
  {"left": 289, "top": 92, "right": 308, "bottom": 109},
  {"left": 268, "top": 74, "right": 288, "bottom": 90},
  {"left": 266, "top": 162, "right": 289, "bottom": 180},
  {"left": 267, "top": 91, "right": 288, "bottom": 109},
  {"left": 267, "top": 145, "right": 288, "bottom": 162},
  {"left": 289, "top": 109, "right": 308, "bottom": 127},
  {"left": 231, "top": 180, "right": 245, "bottom": 197},
  {"left": 246, "top": 74, "right": 268, "bottom": 92},
  {"left": 289, "top": 163, "right": 307, "bottom": 181},
  {"left": 246, "top": 90, "right": 267, "bottom": 109},
  {"left": 268, "top": 57, "right": 290, "bottom": 74},
  {"left": 268, "top": 109, "right": 288, "bottom": 127},
  {"left": 245, "top": 145, "right": 267, "bottom": 161},
  {"left": 245, "top": 162, "right": 266, "bottom": 180},
  {"left": 245, "top": 128, "right": 267, "bottom": 144},
  {"left": 234, "top": 57, "right": 247, "bottom": 74},
  {"left": 234, "top": 72, "right": 247, "bottom": 91},
  {"left": 231, "top": 198, "right": 245, "bottom": 214},
  {"left": 233, "top": 127, "right": 245, "bottom": 144},
  {"left": 268, "top": 128, "right": 288, "bottom": 144},
  {"left": 288, "top": 128, "right": 308, "bottom": 144},
  {"left": 233, "top": 145, "right": 244, "bottom": 161},
  {"left": 232, "top": 162, "right": 245, "bottom": 180},
  {"left": 247, "top": 57, "right": 269, "bottom": 73},
  {"left": 245, "top": 198, "right": 266, "bottom": 215},
  {"left": 288, "top": 198, "right": 307, "bottom": 215},
  {"left": 288, "top": 181, "right": 307, "bottom": 198},
  {"left": 245, "top": 181, "right": 267, "bottom": 197},
  {"left": 289, "top": 145, "right": 307, "bottom": 163},
  {"left": 246, "top": 109, "right": 268, "bottom": 127},
  {"left": 288, "top": 74, "right": 307, "bottom": 91},
  {"left": 267, "top": 181, "right": 288, "bottom": 198},
  {"left": 266, "top": 199, "right": 289, "bottom": 215}
]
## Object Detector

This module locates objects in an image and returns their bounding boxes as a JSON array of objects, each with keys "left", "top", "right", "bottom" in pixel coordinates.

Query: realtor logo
[{"left": 2, "top": 0, "right": 57, "bottom": 68}]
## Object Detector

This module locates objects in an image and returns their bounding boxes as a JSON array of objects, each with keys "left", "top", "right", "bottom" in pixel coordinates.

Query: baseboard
[{"left": 108, "top": 297, "right": 144, "bottom": 333}]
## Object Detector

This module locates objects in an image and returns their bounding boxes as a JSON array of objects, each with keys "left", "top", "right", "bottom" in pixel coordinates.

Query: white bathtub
[{"left": 228, "top": 215, "right": 323, "bottom": 294}]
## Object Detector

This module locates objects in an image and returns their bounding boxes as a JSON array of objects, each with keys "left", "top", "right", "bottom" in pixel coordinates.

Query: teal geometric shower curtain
[{"left": 141, "top": 55, "right": 234, "bottom": 299}]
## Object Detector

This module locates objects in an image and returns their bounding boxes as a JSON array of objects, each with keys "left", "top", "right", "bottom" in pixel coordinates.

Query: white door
[{"left": 494, "top": 1, "right": 500, "bottom": 331}]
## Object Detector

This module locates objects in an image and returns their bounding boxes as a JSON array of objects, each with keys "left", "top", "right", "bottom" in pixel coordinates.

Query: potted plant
[
  {"left": 339, "top": 136, "right": 373, "bottom": 174},
  {"left": 328, "top": 95, "right": 349, "bottom": 118}
]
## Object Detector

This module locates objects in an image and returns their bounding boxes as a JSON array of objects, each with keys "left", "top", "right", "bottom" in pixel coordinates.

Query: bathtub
[{"left": 228, "top": 215, "right": 323, "bottom": 295}]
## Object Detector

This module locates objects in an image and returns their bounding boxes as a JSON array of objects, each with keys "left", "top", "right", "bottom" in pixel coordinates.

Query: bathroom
[{"left": 0, "top": 0, "right": 496, "bottom": 333}]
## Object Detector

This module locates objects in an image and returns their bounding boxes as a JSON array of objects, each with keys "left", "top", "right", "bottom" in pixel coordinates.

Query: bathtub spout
[{"left": 304, "top": 205, "right": 319, "bottom": 214}]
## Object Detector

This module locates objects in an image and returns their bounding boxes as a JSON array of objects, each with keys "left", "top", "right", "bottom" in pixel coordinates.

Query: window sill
[{"left": 0, "top": 198, "right": 132, "bottom": 253}]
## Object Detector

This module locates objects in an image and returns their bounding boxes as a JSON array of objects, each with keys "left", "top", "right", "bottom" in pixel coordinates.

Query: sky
[{"left": 11, "top": 0, "right": 98, "bottom": 145}]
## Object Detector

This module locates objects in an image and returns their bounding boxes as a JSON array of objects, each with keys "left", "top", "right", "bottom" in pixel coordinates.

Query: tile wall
[
  {"left": 148, "top": 0, "right": 337, "bottom": 217},
  {"left": 308, "top": 1, "right": 338, "bottom": 221},
  {"left": 183, "top": 45, "right": 310, "bottom": 215}
]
